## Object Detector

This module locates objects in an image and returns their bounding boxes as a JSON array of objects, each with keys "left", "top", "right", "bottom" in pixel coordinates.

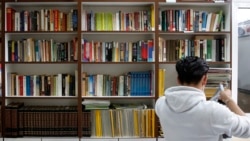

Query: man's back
[{"left": 155, "top": 86, "right": 250, "bottom": 141}]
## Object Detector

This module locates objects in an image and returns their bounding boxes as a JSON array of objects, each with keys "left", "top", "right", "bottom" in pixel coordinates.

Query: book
[
  {"left": 209, "top": 83, "right": 224, "bottom": 101},
  {"left": 158, "top": 69, "right": 166, "bottom": 97}
]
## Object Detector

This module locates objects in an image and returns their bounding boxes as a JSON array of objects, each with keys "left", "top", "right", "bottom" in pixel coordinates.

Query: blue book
[{"left": 202, "top": 11, "right": 208, "bottom": 31}]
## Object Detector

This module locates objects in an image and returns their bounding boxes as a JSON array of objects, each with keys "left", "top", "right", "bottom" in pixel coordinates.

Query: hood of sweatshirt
[{"left": 164, "top": 86, "right": 206, "bottom": 113}]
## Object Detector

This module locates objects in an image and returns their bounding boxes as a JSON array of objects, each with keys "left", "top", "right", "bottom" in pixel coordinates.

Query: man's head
[{"left": 176, "top": 56, "right": 209, "bottom": 85}]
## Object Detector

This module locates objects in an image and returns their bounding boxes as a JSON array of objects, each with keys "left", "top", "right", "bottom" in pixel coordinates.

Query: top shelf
[
  {"left": 159, "top": 0, "right": 230, "bottom": 3},
  {"left": 4, "top": 0, "right": 78, "bottom": 2},
  {"left": 4, "top": 1, "right": 77, "bottom": 6},
  {"left": 81, "top": 0, "right": 155, "bottom": 2},
  {"left": 3, "top": 0, "right": 231, "bottom": 3}
]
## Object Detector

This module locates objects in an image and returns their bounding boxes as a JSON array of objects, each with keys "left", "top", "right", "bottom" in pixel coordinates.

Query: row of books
[
  {"left": 205, "top": 67, "right": 232, "bottom": 97},
  {"left": 6, "top": 7, "right": 78, "bottom": 32},
  {"left": 159, "top": 9, "right": 224, "bottom": 32},
  {"left": 7, "top": 68, "right": 229, "bottom": 98},
  {"left": 82, "top": 8, "right": 154, "bottom": 31},
  {"left": 81, "top": 71, "right": 153, "bottom": 97},
  {"left": 81, "top": 39, "right": 154, "bottom": 62},
  {"left": 157, "top": 67, "right": 231, "bottom": 98},
  {"left": 8, "top": 73, "right": 77, "bottom": 97},
  {"left": 158, "top": 36, "right": 229, "bottom": 62},
  {"left": 90, "top": 108, "right": 155, "bottom": 138},
  {"left": 5, "top": 103, "right": 91, "bottom": 137},
  {"left": 8, "top": 36, "right": 229, "bottom": 63},
  {"left": 5, "top": 102, "right": 155, "bottom": 138},
  {"left": 7, "top": 38, "right": 78, "bottom": 62}
]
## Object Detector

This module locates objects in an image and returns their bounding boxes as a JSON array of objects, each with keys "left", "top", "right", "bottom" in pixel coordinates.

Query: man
[{"left": 155, "top": 56, "right": 250, "bottom": 141}]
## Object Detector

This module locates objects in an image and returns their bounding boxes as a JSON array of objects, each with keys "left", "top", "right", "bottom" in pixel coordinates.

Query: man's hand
[{"left": 219, "top": 89, "right": 232, "bottom": 104}]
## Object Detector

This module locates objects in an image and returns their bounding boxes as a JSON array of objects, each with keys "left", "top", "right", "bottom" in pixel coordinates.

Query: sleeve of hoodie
[
  {"left": 155, "top": 96, "right": 165, "bottom": 116},
  {"left": 210, "top": 102, "right": 250, "bottom": 138}
]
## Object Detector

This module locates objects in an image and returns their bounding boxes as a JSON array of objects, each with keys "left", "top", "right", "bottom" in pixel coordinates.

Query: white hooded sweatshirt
[{"left": 155, "top": 86, "right": 250, "bottom": 141}]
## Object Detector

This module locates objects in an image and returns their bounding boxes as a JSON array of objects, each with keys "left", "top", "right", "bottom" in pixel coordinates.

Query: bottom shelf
[
  {"left": 4, "top": 137, "right": 78, "bottom": 141},
  {"left": 1, "top": 137, "right": 237, "bottom": 141},
  {"left": 3, "top": 138, "right": 158, "bottom": 141}
]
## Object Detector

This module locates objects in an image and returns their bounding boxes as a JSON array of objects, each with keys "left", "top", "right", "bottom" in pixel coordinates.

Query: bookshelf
[
  {"left": 0, "top": 0, "right": 232, "bottom": 140},
  {"left": 0, "top": 0, "right": 3, "bottom": 139}
]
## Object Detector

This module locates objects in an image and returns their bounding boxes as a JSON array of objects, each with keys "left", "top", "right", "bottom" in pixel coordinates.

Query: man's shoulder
[
  {"left": 204, "top": 101, "right": 234, "bottom": 120},
  {"left": 155, "top": 96, "right": 166, "bottom": 106}
]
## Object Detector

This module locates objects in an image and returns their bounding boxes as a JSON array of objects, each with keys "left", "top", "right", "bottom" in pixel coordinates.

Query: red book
[
  {"left": 186, "top": 9, "right": 191, "bottom": 31},
  {"left": 134, "top": 11, "right": 140, "bottom": 31},
  {"left": 19, "top": 75, "right": 23, "bottom": 96},
  {"left": 53, "top": 9, "right": 59, "bottom": 31},
  {"left": 141, "top": 41, "right": 148, "bottom": 61},
  {"left": 6, "top": 7, "right": 16, "bottom": 31}
]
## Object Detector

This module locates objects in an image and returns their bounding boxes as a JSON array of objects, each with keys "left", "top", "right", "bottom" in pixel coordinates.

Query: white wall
[
  {"left": 238, "top": 36, "right": 250, "bottom": 91},
  {"left": 232, "top": 0, "right": 250, "bottom": 102}
]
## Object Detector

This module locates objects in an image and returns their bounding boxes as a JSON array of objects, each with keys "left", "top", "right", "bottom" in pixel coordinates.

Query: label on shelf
[{"left": 166, "top": 0, "right": 176, "bottom": 3}]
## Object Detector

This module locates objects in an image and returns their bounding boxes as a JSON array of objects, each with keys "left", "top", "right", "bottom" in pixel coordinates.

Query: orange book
[{"left": 53, "top": 9, "right": 59, "bottom": 31}]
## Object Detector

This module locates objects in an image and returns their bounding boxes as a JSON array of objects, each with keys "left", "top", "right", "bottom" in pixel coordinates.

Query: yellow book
[
  {"left": 151, "top": 5, "right": 155, "bottom": 31},
  {"left": 95, "top": 110, "right": 102, "bottom": 137},
  {"left": 158, "top": 69, "right": 166, "bottom": 97},
  {"left": 133, "top": 109, "right": 139, "bottom": 137},
  {"left": 140, "top": 109, "right": 146, "bottom": 137},
  {"left": 158, "top": 69, "right": 162, "bottom": 97},
  {"left": 146, "top": 109, "right": 152, "bottom": 137},
  {"left": 95, "top": 12, "right": 102, "bottom": 31},
  {"left": 117, "top": 110, "right": 122, "bottom": 137},
  {"left": 151, "top": 109, "right": 155, "bottom": 137},
  {"left": 106, "top": 12, "right": 113, "bottom": 31},
  {"left": 205, "top": 87, "right": 221, "bottom": 98},
  {"left": 110, "top": 110, "right": 115, "bottom": 137}
]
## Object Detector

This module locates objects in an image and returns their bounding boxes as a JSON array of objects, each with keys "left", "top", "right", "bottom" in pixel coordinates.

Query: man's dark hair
[{"left": 176, "top": 56, "right": 209, "bottom": 85}]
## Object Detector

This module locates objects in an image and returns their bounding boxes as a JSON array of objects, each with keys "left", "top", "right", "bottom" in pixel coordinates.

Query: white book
[
  {"left": 40, "top": 9, "right": 45, "bottom": 31},
  {"left": 118, "top": 75, "right": 124, "bottom": 96},
  {"left": 213, "top": 14, "right": 219, "bottom": 31},
  {"left": 24, "top": 10, "right": 29, "bottom": 31},
  {"left": 44, "top": 9, "right": 48, "bottom": 31},
  {"left": 65, "top": 75, "right": 70, "bottom": 96},
  {"left": 102, "top": 42, "right": 106, "bottom": 62},
  {"left": 14, "top": 12, "right": 20, "bottom": 31},
  {"left": 128, "top": 42, "right": 133, "bottom": 62},
  {"left": 116, "top": 12, "right": 120, "bottom": 31},
  {"left": 206, "top": 13, "right": 212, "bottom": 31},
  {"left": 23, "top": 75, "right": 26, "bottom": 96},
  {"left": 198, "top": 11, "right": 203, "bottom": 31},
  {"left": 96, "top": 74, "right": 103, "bottom": 96},
  {"left": 57, "top": 73, "right": 62, "bottom": 96},
  {"left": 178, "top": 10, "right": 183, "bottom": 32},
  {"left": 33, "top": 75, "right": 38, "bottom": 96},
  {"left": 224, "top": 38, "right": 230, "bottom": 62},
  {"left": 189, "top": 9, "right": 194, "bottom": 31},
  {"left": 212, "top": 39, "right": 216, "bottom": 61},
  {"left": 203, "top": 39, "right": 207, "bottom": 60},
  {"left": 81, "top": 9, "right": 87, "bottom": 31}
]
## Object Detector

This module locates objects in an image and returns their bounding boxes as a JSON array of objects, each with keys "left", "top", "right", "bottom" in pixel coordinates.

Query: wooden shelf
[{"left": 0, "top": 0, "right": 232, "bottom": 139}]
